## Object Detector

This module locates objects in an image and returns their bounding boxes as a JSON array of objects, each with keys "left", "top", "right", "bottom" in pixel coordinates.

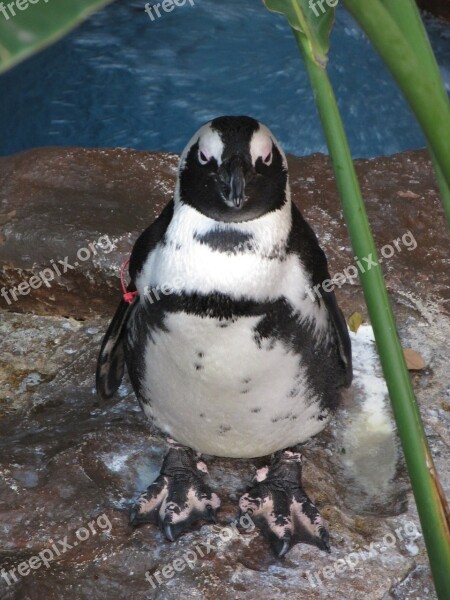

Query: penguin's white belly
[{"left": 141, "top": 312, "right": 328, "bottom": 458}]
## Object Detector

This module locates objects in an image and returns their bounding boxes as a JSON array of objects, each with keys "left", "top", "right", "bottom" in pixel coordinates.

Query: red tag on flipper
[{"left": 121, "top": 258, "right": 139, "bottom": 304}]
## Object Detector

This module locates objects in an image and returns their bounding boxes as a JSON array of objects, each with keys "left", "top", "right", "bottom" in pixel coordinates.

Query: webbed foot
[
  {"left": 129, "top": 443, "right": 220, "bottom": 541},
  {"left": 239, "top": 450, "right": 330, "bottom": 557}
]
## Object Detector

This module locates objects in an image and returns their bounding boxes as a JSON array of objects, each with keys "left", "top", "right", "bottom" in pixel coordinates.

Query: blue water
[{"left": 0, "top": 0, "right": 449, "bottom": 158}]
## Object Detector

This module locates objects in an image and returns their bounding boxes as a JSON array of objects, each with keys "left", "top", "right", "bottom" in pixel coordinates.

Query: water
[{"left": 0, "top": 0, "right": 449, "bottom": 158}]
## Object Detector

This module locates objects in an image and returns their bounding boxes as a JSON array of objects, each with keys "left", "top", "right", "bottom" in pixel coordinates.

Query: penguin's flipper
[
  {"left": 96, "top": 296, "right": 137, "bottom": 400},
  {"left": 129, "top": 443, "right": 221, "bottom": 540},
  {"left": 321, "top": 289, "right": 353, "bottom": 387},
  {"left": 96, "top": 200, "right": 174, "bottom": 400},
  {"left": 239, "top": 450, "right": 330, "bottom": 558},
  {"left": 288, "top": 204, "right": 352, "bottom": 387}
]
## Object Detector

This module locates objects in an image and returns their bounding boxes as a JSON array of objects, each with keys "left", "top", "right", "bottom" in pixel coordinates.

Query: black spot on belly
[
  {"left": 265, "top": 243, "right": 287, "bottom": 261},
  {"left": 163, "top": 239, "right": 182, "bottom": 252},
  {"left": 195, "top": 364, "right": 203, "bottom": 371},
  {"left": 272, "top": 413, "right": 294, "bottom": 423},
  {"left": 197, "top": 351, "right": 204, "bottom": 358},
  {"left": 254, "top": 335, "right": 276, "bottom": 351},
  {"left": 199, "top": 413, "right": 205, "bottom": 418},
  {"left": 218, "top": 424, "right": 231, "bottom": 435},
  {"left": 242, "top": 378, "right": 251, "bottom": 384},
  {"left": 217, "top": 317, "right": 237, "bottom": 328},
  {"left": 250, "top": 407, "right": 261, "bottom": 414},
  {"left": 240, "top": 389, "right": 250, "bottom": 395}
]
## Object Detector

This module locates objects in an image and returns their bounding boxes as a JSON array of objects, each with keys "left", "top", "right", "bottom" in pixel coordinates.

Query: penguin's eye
[
  {"left": 262, "top": 151, "right": 273, "bottom": 166},
  {"left": 198, "top": 150, "right": 209, "bottom": 165}
]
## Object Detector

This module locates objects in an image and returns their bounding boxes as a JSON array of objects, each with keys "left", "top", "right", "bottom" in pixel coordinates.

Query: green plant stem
[
  {"left": 342, "top": 0, "right": 450, "bottom": 225},
  {"left": 431, "top": 149, "right": 450, "bottom": 219},
  {"left": 380, "top": 0, "right": 450, "bottom": 227},
  {"left": 293, "top": 29, "right": 450, "bottom": 600}
]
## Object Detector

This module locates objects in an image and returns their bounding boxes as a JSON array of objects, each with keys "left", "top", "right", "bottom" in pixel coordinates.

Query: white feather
[
  {"left": 142, "top": 312, "right": 327, "bottom": 458},
  {"left": 178, "top": 123, "right": 225, "bottom": 171},
  {"left": 249, "top": 124, "right": 288, "bottom": 169}
]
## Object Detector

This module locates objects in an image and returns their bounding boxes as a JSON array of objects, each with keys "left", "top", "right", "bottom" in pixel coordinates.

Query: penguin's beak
[{"left": 219, "top": 155, "right": 253, "bottom": 209}]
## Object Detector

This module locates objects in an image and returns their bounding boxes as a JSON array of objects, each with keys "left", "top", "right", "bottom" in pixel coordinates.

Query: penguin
[{"left": 96, "top": 115, "right": 352, "bottom": 557}]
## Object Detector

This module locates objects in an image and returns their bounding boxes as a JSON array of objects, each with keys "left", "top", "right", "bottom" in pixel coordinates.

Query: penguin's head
[{"left": 176, "top": 116, "right": 289, "bottom": 223}]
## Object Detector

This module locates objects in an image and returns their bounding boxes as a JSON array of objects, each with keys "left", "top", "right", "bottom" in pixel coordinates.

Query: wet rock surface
[
  {"left": 0, "top": 147, "right": 448, "bottom": 599},
  {"left": 418, "top": 0, "right": 450, "bottom": 20},
  {"left": 1, "top": 147, "right": 448, "bottom": 318}
]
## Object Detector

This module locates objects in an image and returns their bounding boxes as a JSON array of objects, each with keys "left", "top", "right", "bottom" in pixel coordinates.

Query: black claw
[
  {"left": 129, "top": 507, "right": 139, "bottom": 527},
  {"left": 271, "top": 536, "right": 291, "bottom": 559},
  {"left": 164, "top": 524, "right": 175, "bottom": 542},
  {"left": 205, "top": 505, "right": 217, "bottom": 523},
  {"left": 279, "top": 540, "right": 291, "bottom": 559},
  {"left": 319, "top": 527, "right": 331, "bottom": 553}
]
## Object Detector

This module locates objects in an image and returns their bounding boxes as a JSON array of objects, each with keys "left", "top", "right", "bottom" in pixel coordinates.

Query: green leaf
[
  {"left": 377, "top": 0, "right": 450, "bottom": 227},
  {"left": 348, "top": 311, "right": 363, "bottom": 333},
  {"left": 342, "top": 0, "right": 450, "bottom": 226},
  {"left": 262, "top": 0, "right": 335, "bottom": 67},
  {"left": 0, "top": 0, "right": 114, "bottom": 74}
]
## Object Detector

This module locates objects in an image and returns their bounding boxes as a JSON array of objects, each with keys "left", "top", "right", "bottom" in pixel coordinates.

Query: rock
[
  {"left": 0, "top": 147, "right": 449, "bottom": 599},
  {"left": 418, "top": 0, "right": 450, "bottom": 21},
  {"left": 0, "top": 147, "right": 448, "bottom": 319},
  {"left": 0, "top": 147, "right": 178, "bottom": 317}
]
